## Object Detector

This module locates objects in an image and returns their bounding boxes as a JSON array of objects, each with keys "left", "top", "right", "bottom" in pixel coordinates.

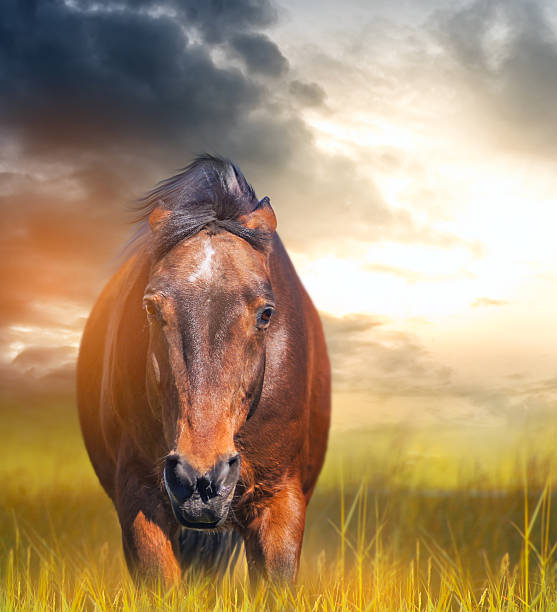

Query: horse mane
[{"left": 125, "top": 154, "right": 272, "bottom": 262}]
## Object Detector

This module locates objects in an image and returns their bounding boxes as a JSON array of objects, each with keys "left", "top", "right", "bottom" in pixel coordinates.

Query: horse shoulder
[{"left": 77, "top": 253, "right": 150, "bottom": 499}]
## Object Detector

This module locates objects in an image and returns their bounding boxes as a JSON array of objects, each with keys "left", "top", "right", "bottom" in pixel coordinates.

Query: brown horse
[{"left": 77, "top": 155, "right": 331, "bottom": 584}]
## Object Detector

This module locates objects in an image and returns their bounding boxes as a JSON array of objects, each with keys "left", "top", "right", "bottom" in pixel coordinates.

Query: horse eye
[
  {"left": 256, "top": 307, "right": 274, "bottom": 329},
  {"left": 143, "top": 300, "right": 158, "bottom": 318}
]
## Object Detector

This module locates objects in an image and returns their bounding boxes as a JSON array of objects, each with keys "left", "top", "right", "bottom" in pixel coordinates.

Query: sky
[{"left": 1, "top": 0, "right": 557, "bottom": 428}]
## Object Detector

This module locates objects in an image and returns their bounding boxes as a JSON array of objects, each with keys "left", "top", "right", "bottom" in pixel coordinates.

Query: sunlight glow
[
  {"left": 293, "top": 240, "right": 520, "bottom": 320},
  {"left": 305, "top": 112, "right": 419, "bottom": 154}
]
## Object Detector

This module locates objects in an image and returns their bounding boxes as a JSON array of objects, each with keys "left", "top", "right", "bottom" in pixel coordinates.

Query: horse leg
[
  {"left": 243, "top": 479, "right": 306, "bottom": 584},
  {"left": 115, "top": 459, "right": 181, "bottom": 585}
]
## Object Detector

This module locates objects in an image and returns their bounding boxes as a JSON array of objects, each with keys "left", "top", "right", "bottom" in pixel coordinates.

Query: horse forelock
[{"left": 125, "top": 154, "right": 271, "bottom": 263}]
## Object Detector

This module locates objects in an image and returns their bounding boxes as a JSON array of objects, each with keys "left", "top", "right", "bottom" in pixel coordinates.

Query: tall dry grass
[{"left": 2, "top": 397, "right": 557, "bottom": 610}]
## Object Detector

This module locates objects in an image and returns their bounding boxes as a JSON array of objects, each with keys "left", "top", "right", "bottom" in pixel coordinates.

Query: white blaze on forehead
[{"left": 188, "top": 237, "right": 215, "bottom": 283}]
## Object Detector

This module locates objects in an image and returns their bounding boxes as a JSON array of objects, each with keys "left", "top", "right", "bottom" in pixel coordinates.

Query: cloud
[
  {"left": 321, "top": 313, "right": 452, "bottom": 395},
  {"left": 471, "top": 297, "right": 509, "bottom": 308},
  {"left": 0, "top": 167, "right": 130, "bottom": 332},
  {"left": 322, "top": 311, "right": 557, "bottom": 425},
  {"left": 179, "top": 0, "right": 278, "bottom": 43},
  {"left": 430, "top": 0, "right": 557, "bottom": 154},
  {"left": 12, "top": 345, "right": 75, "bottom": 371},
  {"left": 0, "top": 0, "right": 265, "bottom": 159},
  {"left": 0, "top": 344, "right": 77, "bottom": 395},
  {"left": 230, "top": 33, "right": 289, "bottom": 76},
  {"left": 365, "top": 263, "right": 475, "bottom": 284},
  {"left": 289, "top": 80, "right": 327, "bottom": 107}
]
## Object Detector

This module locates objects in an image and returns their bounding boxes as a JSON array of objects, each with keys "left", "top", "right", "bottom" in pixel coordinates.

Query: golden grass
[{"left": 2, "top": 397, "right": 557, "bottom": 610}]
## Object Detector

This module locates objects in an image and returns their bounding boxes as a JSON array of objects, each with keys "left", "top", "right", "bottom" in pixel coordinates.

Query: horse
[{"left": 77, "top": 155, "right": 331, "bottom": 584}]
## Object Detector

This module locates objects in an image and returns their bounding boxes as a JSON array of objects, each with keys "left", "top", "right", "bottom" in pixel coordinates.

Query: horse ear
[
  {"left": 242, "top": 197, "right": 277, "bottom": 234},
  {"left": 148, "top": 205, "right": 171, "bottom": 231}
]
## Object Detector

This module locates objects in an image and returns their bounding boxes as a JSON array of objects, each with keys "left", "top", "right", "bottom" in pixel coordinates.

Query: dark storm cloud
[
  {"left": 431, "top": 0, "right": 557, "bottom": 153},
  {"left": 0, "top": 0, "right": 266, "bottom": 158},
  {"left": 230, "top": 32, "right": 289, "bottom": 76},
  {"left": 180, "top": 0, "right": 278, "bottom": 43}
]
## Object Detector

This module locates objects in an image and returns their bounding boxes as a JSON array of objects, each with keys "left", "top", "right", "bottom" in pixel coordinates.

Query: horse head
[{"left": 142, "top": 161, "right": 277, "bottom": 529}]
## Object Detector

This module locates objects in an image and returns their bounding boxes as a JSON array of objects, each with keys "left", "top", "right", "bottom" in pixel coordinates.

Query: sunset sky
[{"left": 1, "top": 0, "right": 556, "bottom": 428}]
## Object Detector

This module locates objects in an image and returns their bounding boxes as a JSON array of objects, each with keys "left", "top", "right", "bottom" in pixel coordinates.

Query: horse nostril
[
  {"left": 164, "top": 456, "right": 179, "bottom": 487},
  {"left": 164, "top": 455, "right": 196, "bottom": 503},
  {"left": 165, "top": 455, "right": 179, "bottom": 472},
  {"left": 197, "top": 476, "right": 218, "bottom": 502},
  {"left": 199, "top": 455, "right": 242, "bottom": 499}
]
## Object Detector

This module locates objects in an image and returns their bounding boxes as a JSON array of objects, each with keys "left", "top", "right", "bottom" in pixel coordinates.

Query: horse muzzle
[{"left": 163, "top": 453, "right": 241, "bottom": 529}]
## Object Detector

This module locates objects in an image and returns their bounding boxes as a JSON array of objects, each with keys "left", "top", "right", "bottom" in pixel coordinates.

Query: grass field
[{"left": 2, "top": 397, "right": 557, "bottom": 610}]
